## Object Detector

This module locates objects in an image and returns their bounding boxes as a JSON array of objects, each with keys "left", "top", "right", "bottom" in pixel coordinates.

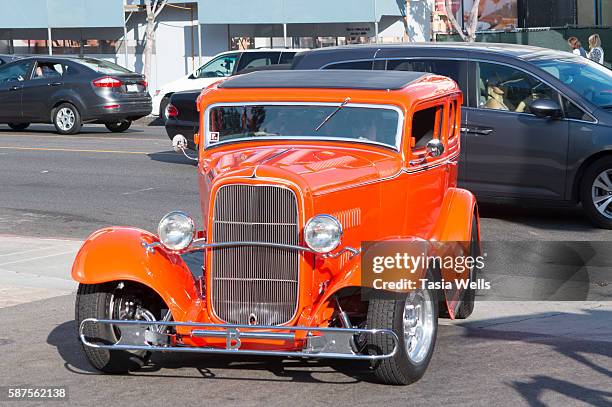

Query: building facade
[{"left": 0, "top": 0, "right": 430, "bottom": 92}]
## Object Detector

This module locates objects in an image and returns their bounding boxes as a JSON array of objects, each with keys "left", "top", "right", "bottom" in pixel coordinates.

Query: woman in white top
[{"left": 588, "top": 34, "right": 605, "bottom": 65}]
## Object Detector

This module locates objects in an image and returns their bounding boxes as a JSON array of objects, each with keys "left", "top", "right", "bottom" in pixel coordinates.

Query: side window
[
  {"left": 448, "top": 100, "right": 458, "bottom": 139},
  {"left": 412, "top": 105, "right": 443, "bottom": 149},
  {"left": 194, "top": 54, "right": 239, "bottom": 79},
  {"left": 562, "top": 97, "right": 595, "bottom": 122},
  {"left": 31, "top": 62, "right": 64, "bottom": 80},
  {"left": 0, "top": 61, "right": 33, "bottom": 84},
  {"left": 324, "top": 60, "right": 373, "bottom": 70},
  {"left": 387, "top": 59, "right": 468, "bottom": 106},
  {"left": 279, "top": 52, "right": 297, "bottom": 64},
  {"left": 477, "top": 62, "right": 557, "bottom": 114},
  {"left": 236, "top": 52, "right": 281, "bottom": 72}
]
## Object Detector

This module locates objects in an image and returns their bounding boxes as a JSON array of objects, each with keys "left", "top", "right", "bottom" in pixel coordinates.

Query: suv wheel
[
  {"left": 105, "top": 120, "right": 132, "bottom": 133},
  {"left": 580, "top": 156, "right": 612, "bottom": 229},
  {"left": 7, "top": 123, "right": 30, "bottom": 131},
  {"left": 53, "top": 103, "right": 82, "bottom": 134}
]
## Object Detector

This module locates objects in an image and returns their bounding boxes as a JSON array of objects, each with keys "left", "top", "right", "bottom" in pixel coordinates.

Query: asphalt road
[
  {"left": 0, "top": 123, "right": 611, "bottom": 241},
  {"left": 0, "top": 294, "right": 610, "bottom": 407}
]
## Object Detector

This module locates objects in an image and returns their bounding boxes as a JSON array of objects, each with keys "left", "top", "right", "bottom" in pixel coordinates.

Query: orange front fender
[
  {"left": 430, "top": 187, "right": 479, "bottom": 242},
  {"left": 71, "top": 227, "right": 198, "bottom": 321}
]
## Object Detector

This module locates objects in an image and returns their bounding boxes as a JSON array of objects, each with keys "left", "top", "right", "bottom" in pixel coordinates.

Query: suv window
[
  {"left": 477, "top": 62, "right": 557, "bottom": 114},
  {"left": 31, "top": 62, "right": 64, "bottom": 79},
  {"left": 194, "top": 53, "right": 239, "bottom": 79},
  {"left": 236, "top": 52, "right": 280, "bottom": 73},
  {"left": 0, "top": 60, "right": 32, "bottom": 84},
  {"left": 279, "top": 52, "right": 297, "bottom": 64},
  {"left": 324, "top": 60, "right": 373, "bottom": 70},
  {"left": 387, "top": 59, "right": 468, "bottom": 105}
]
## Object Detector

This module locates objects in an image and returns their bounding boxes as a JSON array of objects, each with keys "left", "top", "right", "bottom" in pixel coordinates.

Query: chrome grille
[{"left": 211, "top": 184, "right": 299, "bottom": 325}]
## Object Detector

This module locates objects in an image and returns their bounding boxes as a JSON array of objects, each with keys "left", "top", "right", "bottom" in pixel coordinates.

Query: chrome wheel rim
[
  {"left": 56, "top": 107, "right": 75, "bottom": 131},
  {"left": 592, "top": 169, "right": 612, "bottom": 219},
  {"left": 403, "top": 289, "right": 435, "bottom": 364}
]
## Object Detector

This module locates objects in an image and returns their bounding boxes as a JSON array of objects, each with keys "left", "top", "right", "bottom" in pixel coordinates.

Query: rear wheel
[
  {"left": 580, "top": 157, "right": 612, "bottom": 229},
  {"left": 366, "top": 277, "right": 438, "bottom": 385},
  {"left": 53, "top": 103, "right": 82, "bottom": 134},
  {"left": 7, "top": 123, "right": 29, "bottom": 131},
  {"left": 159, "top": 95, "right": 171, "bottom": 122},
  {"left": 105, "top": 120, "right": 132, "bottom": 133},
  {"left": 76, "top": 282, "right": 165, "bottom": 373}
]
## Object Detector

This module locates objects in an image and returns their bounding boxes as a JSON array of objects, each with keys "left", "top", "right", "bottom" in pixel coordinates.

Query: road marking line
[
  {"left": 0, "top": 133, "right": 160, "bottom": 142},
  {"left": 0, "top": 250, "right": 77, "bottom": 267},
  {"left": 0, "top": 146, "right": 171, "bottom": 155},
  {"left": 122, "top": 187, "right": 156, "bottom": 195}
]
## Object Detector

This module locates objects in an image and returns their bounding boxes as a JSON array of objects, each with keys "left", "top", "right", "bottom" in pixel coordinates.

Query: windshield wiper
[{"left": 314, "top": 97, "right": 351, "bottom": 132}]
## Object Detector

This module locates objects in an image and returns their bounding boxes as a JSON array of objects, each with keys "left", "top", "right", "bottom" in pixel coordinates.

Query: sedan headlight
[
  {"left": 158, "top": 211, "right": 195, "bottom": 251},
  {"left": 304, "top": 215, "right": 342, "bottom": 253}
]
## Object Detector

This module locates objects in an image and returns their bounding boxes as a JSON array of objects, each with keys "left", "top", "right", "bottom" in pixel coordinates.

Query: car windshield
[
  {"left": 73, "top": 58, "right": 132, "bottom": 74},
  {"left": 531, "top": 55, "right": 612, "bottom": 108},
  {"left": 207, "top": 104, "right": 402, "bottom": 149}
]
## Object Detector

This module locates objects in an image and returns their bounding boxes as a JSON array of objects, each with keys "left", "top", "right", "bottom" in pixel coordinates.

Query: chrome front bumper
[{"left": 79, "top": 318, "right": 399, "bottom": 360}]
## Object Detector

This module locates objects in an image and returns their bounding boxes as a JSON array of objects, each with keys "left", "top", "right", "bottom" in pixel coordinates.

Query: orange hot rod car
[{"left": 72, "top": 70, "right": 480, "bottom": 385}]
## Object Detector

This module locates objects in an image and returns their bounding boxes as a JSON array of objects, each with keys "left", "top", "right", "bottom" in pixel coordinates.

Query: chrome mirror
[
  {"left": 172, "top": 134, "right": 198, "bottom": 161},
  {"left": 426, "top": 139, "right": 445, "bottom": 158}
]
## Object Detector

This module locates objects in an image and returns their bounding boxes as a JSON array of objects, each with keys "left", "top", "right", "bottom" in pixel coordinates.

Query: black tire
[
  {"left": 455, "top": 216, "right": 479, "bottom": 319},
  {"left": 105, "top": 120, "right": 132, "bottom": 133},
  {"left": 366, "top": 274, "right": 438, "bottom": 385},
  {"left": 75, "top": 283, "right": 151, "bottom": 373},
  {"left": 7, "top": 123, "right": 29, "bottom": 131},
  {"left": 159, "top": 95, "right": 171, "bottom": 122},
  {"left": 53, "top": 103, "right": 82, "bottom": 135},
  {"left": 580, "top": 156, "right": 612, "bottom": 229}
]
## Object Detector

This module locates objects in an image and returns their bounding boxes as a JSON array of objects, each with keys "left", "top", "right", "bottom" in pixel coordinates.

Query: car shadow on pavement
[
  {"left": 147, "top": 150, "right": 198, "bottom": 166},
  {"left": 458, "top": 308, "right": 612, "bottom": 406},
  {"left": 479, "top": 202, "right": 595, "bottom": 232},
  {"left": 47, "top": 320, "right": 375, "bottom": 383}
]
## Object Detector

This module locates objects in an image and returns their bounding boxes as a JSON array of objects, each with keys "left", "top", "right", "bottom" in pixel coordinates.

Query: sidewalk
[
  {"left": 0, "top": 235, "right": 611, "bottom": 343},
  {"left": 0, "top": 235, "right": 80, "bottom": 307}
]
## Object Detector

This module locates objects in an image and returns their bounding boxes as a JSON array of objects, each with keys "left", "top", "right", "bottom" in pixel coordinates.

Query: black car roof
[
  {"left": 297, "top": 42, "right": 570, "bottom": 61},
  {"left": 219, "top": 69, "right": 428, "bottom": 90}
]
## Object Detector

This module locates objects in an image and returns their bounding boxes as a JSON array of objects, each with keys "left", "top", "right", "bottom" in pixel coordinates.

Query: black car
[
  {"left": 0, "top": 56, "right": 151, "bottom": 134},
  {"left": 290, "top": 43, "right": 612, "bottom": 228}
]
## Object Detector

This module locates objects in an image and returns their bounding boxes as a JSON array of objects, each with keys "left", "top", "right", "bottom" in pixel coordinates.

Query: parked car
[
  {"left": 0, "top": 56, "right": 151, "bottom": 134},
  {"left": 152, "top": 49, "right": 305, "bottom": 121},
  {"left": 292, "top": 43, "right": 612, "bottom": 228},
  {"left": 72, "top": 70, "right": 479, "bottom": 385},
  {"left": 0, "top": 54, "right": 21, "bottom": 65},
  {"left": 164, "top": 64, "right": 292, "bottom": 147}
]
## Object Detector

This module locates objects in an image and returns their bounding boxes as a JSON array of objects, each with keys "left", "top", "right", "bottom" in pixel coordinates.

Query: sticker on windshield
[{"left": 209, "top": 132, "right": 219, "bottom": 143}]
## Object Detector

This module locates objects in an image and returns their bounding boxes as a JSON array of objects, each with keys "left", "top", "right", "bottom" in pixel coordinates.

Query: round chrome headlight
[
  {"left": 158, "top": 211, "right": 195, "bottom": 251},
  {"left": 304, "top": 215, "right": 342, "bottom": 254}
]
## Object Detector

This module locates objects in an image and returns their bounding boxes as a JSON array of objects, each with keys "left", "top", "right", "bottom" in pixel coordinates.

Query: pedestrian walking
[
  {"left": 567, "top": 37, "right": 587, "bottom": 57},
  {"left": 588, "top": 34, "right": 604, "bottom": 64}
]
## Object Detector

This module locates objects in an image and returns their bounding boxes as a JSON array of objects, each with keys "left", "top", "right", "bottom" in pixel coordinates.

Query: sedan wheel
[
  {"left": 105, "top": 120, "right": 132, "bottom": 133},
  {"left": 581, "top": 157, "right": 612, "bottom": 229},
  {"left": 53, "top": 103, "right": 82, "bottom": 134},
  {"left": 7, "top": 123, "right": 30, "bottom": 131}
]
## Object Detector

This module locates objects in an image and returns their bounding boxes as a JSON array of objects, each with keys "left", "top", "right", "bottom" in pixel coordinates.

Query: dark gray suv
[{"left": 292, "top": 43, "right": 612, "bottom": 228}]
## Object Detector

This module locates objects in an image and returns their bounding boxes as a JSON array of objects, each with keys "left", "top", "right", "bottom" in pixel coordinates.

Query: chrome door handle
[
  {"left": 48, "top": 82, "right": 62, "bottom": 86},
  {"left": 462, "top": 127, "right": 493, "bottom": 136},
  {"left": 9, "top": 85, "right": 19, "bottom": 91}
]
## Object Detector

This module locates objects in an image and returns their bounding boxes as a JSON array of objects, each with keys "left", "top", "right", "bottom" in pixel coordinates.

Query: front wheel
[
  {"left": 8, "top": 123, "right": 29, "bottom": 131},
  {"left": 580, "top": 157, "right": 612, "bottom": 229},
  {"left": 53, "top": 103, "right": 82, "bottom": 134},
  {"left": 105, "top": 120, "right": 132, "bottom": 133},
  {"left": 76, "top": 282, "right": 156, "bottom": 373},
  {"left": 366, "top": 285, "right": 438, "bottom": 385}
]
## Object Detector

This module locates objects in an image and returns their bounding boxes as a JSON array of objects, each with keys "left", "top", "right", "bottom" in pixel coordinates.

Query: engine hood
[{"left": 202, "top": 144, "right": 401, "bottom": 196}]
